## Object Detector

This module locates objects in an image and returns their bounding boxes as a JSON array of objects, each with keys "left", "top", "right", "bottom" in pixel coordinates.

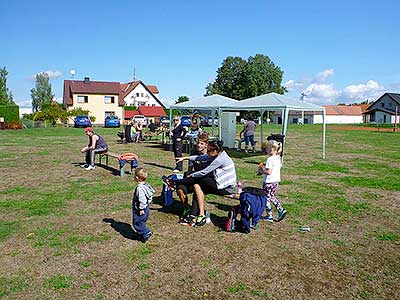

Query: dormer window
[{"left": 381, "top": 103, "right": 384, "bottom": 107}]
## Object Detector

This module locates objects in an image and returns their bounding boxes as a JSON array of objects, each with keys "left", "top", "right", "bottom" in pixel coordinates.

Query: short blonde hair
[
  {"left": 265, "top": 140, "right": 282, "bottom": 155},
  {"left": 135, "top": 168, "right": 148, "bottom": 181}
]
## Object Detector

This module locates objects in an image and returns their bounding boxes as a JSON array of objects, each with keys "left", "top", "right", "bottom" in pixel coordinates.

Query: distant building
[
  {"left": 314, "top": 105, "right": 363, "bottom": 124},
  {"left": 63, "top": 78, "right": 165, "bottom": 125},
  {"left": 363, "top": 93, "right": 400, "bottom": 124},
  {"left": 271, "top": 104, "right": 364, "bottom": 124}
]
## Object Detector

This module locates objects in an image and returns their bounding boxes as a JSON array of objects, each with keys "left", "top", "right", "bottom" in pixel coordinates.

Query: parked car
[
  {"left": 74, "top": 115, "right": 92, "bottom": 128},
  {"left": 201, "top": 116, "right": 218, "bottom": 127},
  {"left": 160, "top": 116, "right": 170, "bottom": 125},
  {"left": 132, "top": 115, "right": 147, "bottom": 126},
  {"left": 180, "top": 115, "right": 192, "bottom": 127},
  {"left": 104, "top": 115, "right": 120, "bottom": 128}
]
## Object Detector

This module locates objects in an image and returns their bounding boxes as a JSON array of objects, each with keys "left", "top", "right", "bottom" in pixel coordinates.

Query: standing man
[
  {"left": 80, "top": 127, "right": 108, "bottom": 170},
  {"left": 170, "top": 116, "right": 187, "bottom": 172},
  {"left": 244, "top": 117, "right": 256, "bottom": 153}
]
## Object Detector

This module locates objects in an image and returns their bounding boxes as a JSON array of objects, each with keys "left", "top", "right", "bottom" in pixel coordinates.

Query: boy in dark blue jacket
[{"left": 132, "top": 168, "right": 154, "bottom": 242}]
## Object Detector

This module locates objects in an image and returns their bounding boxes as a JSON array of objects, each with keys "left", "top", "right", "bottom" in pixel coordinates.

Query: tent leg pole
[
  {"left": 260, "top": 110, "right": 264, "bottom": 151},
  {"left": 322, "top": 110, "right": 326, "bottom": 159}
]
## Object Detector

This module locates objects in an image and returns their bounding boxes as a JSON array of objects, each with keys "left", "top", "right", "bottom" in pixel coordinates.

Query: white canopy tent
[{"left": 170, "top": 93, "right": 326, "bottom": 159}]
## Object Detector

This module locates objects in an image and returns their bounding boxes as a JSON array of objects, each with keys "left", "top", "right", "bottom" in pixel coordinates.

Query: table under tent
[{"left": 170, "top": 93, "right": 326, "bottom": 159}]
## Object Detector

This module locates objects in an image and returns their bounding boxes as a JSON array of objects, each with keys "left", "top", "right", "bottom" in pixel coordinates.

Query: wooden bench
[{"left": 98, "top": 152, "right": 137, "bottom": 176}]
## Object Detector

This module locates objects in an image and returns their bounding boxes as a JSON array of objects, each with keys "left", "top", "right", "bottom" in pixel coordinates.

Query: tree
[
  {"left": 176, "top": 96, "right": 189, "bottom": 104},
  {"left": 0, "top": 67, "right": 14, "bottom": 105},
  {"left": 205, "top": 54, "right": 287, "bottom": 100},
  {"left": 31, "top": 73, "right": 54, "bottom": 112},
  {"left": 33, "top": 101, "right": 69, "bottom": 126}
]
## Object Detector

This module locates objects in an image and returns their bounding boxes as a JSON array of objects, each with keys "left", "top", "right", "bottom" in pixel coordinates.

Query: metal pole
[
  {"left": 282, "top": 108, "right": 289, "bottom": 164},
  {"left": 394, "top": 106, "right": 398, "bottom": 132},
  {"left": 322, "top": 109, "right": 326, "bottom": 159},
  {"left": 260, "top": 110, "right": 264, "bottom": 151}
]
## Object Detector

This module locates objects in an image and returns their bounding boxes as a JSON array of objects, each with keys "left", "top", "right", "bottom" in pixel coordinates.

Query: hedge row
[{"left": 0, "top": 105, "right": 20, "bottom": 122}]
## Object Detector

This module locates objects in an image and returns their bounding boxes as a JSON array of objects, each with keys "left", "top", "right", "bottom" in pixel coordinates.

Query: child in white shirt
[{"left": 257, "top": 140, "right": 287, "bottom": 222}]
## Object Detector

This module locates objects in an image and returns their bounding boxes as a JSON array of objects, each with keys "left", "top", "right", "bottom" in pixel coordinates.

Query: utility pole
[{"left": 394, "top": 106, "right": 398, "bottom": 132}]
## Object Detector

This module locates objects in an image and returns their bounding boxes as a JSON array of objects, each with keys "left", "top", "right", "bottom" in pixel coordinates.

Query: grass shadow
[
  {"left": 143, "top": 162, "right": 173, "bottom": 171},
  {"left": 208, "top": 201, "right": 232, "bottom": 212},
  {"left": 210, "top": 213, "right": 227, "bottom": 230},
  {"left": 102, "top": 218, "right": 140, "bottom": 241}
]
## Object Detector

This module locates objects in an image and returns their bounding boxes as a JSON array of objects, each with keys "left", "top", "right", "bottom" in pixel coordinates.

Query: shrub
[{"left": 0, "top": 105, "right": 19, "bottom": 122}]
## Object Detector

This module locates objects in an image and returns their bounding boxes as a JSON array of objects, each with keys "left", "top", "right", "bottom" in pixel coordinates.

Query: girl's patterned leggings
[{"left": 262, "top": 182, "right": 283, "bottom": 216}]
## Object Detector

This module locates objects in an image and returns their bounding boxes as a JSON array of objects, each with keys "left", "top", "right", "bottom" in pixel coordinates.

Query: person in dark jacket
[
  {"left": 170, "top": 116, "right": 187, "bottom": 172},
  {"left": 132, "top": 168, "right": 154, "bottom": 242},
  {"left": 80, "top": 127, "right": 108, "bottom": 170}
]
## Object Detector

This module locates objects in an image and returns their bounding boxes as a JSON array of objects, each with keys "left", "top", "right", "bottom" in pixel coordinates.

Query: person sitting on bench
[{"left": 80, "top": 127, "right": 108, "bottom": 170}]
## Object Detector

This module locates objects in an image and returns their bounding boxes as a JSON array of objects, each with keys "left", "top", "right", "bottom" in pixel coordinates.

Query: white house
[
  {"left": 363, "top": 93, "right": 400, "bottom": 124},
  {"left": 121, "top": 81, "right": 164, "bottom": 107}
]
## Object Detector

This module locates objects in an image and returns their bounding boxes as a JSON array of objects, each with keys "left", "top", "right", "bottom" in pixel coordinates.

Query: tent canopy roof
[
  {"left": 171, "top": 94, "right": 238, "bottom": 110},
  {"left": 170, "top": 93, "right": 324, "bottom": 112}
]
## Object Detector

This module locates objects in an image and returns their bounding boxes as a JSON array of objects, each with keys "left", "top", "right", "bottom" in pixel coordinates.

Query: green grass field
[{"left": 0, "top": 125, "right": 399, "bottom": 299}]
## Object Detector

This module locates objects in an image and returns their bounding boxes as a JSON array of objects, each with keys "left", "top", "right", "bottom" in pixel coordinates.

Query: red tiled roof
[
  {"left": 147, "top": 85, "right": 159, "bottom": 94},
  {"left": 63, "top": 80, "right": 124, "bottom": 106},
  {"left": 124, "top": 110, "right": 140, "bottom": 119},
  {"left": 124, "top": 106, "right": 166, "bottom": 119},
  {"left": 138, "top": 106, "right": 166, "bottom": 117},
  {"left": 324, "top": 105, "right": 362, "bottom": 116}
]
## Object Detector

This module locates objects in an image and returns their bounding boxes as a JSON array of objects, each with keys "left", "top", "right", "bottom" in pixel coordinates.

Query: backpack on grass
[{"left": 225, "top": 205, "right": 240, "bottom": 232}]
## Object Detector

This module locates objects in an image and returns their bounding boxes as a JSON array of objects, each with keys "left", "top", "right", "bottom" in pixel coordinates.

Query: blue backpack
[{"left": 162, "top": 174, "right": 183, "bottom": 207}]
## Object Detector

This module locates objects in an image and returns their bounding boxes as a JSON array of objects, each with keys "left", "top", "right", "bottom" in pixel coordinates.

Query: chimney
[{"left": 84, "top": 77, "right": 90, "bottom": 83}]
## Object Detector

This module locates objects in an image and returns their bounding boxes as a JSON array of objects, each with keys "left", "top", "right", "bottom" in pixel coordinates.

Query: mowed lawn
[{"left": 0, "top": 125, "right": 399, "bottom": 300}]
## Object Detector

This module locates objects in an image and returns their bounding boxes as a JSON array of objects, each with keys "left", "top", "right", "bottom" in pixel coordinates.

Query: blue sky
[{"left": 1, "top": 0, "right": 399, "bottom": 109}]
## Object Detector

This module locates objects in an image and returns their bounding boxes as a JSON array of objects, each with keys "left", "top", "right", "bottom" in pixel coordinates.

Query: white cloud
[
  {"left": 312, "top": 68, "right": 335, "bottom": 83},
  {"left": 342, "top": 80, "right": 385, "bottom": 101},
  {"left": 32, "top": 70, "right": 63, "bottom": 80},
  {"left": 303, "top": 83, "right": 340, "bottom": 104},
  {"left": 16, "top": 100, "right": 32, "bottom": 108},
  {"left": 284, "top": 80, "right": 303, "bottom": 91}
]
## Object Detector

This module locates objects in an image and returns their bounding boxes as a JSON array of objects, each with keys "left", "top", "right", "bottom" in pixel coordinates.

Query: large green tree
[
  {"left": 31, "top": 72, "right": 54, "bottom": 112},
  {"left": 0, "top": 67, "right": 15, "bottom": 105},
  {"left": 205, "top": 54, "right": 286, "bottom": 100}
]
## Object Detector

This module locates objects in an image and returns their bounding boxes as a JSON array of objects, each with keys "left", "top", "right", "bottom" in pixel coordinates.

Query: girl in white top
[{"left": 257, "top": 140, "right": 287, "bottom": 222}]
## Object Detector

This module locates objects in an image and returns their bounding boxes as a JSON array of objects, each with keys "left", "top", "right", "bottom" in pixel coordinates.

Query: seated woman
[{"left": 188, "top": 140, "right": 237, "bottom": 226}]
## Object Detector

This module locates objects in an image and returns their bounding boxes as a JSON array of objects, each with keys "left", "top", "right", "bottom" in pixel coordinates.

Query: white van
[{"left": 132, "top": 115, "right": 147, "bottom": 126}]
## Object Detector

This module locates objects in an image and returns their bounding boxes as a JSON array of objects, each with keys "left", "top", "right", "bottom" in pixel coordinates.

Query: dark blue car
[
  {"left": 180, "top": 116, "right": 192, "bottom": 127},
  {"left": 104, "top": 115, "right": 120, "bottom": 128},
  {"left": 74, "top": 115, "right": 92, "bottom": 128}
]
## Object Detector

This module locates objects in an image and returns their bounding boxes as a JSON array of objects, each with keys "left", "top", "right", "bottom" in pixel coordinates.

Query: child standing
[
  {"left": 258, "top": 140, "right": 287, "bottom": 222},
  {"left": 132, "top": 168, "right": 154, "bottom": 242}
]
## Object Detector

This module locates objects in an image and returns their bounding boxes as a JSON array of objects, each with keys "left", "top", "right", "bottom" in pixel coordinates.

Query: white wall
[
  {"left": 124, "top": 83, "right": 160, "bottom": 107},
  {"left": 314, "top": 115, "right": 363, "bottom": 124}
]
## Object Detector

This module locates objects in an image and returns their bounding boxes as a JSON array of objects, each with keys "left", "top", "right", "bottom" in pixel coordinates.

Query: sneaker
[
  {"left": 236, "top": 148, "right": 241, "bottom": 152},
  {"left": 195, "top": 215, "right": 207, "bottom": 227},
  {"left": 80, "top": 164, "right": 89, "bottom": 168},
  {"left": 244, "top": 149, "right": 248, "bottom": 153},
  {"left": 278, "top": 209, "right": 287, "bottom": 222},
  {"left": 179, "top": 215, "right": 196, "bottom": 227},
  {"left": 85, "top": 165, "right": 95, "bottom": 170},
  {"left": 261, "top": 215, "right": 274, "bottom": 222},
  {"left": 205, "top": 211, "right": 211, "bottom": 224},
  {"left": 141, "top": 231, "right": 152, "bottom": 243},
  {"left": 173, "top": 169, "right": 180, "bottom": 173}
]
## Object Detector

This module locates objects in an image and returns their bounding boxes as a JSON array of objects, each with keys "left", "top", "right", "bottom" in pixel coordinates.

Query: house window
[
  {"left": 381, "top": 103, "right": 384, "bottom": 107},
  {"left": 370, "top": 112, "right": 375, "bottom": 122},
  {"left": 104, "top": 96, "right": 115, "bottom": 104},
  {"left": 136, "top": 93, "right": 140, "bottom": 97},
  {"left": 105, "top": 111, "right": 115, "bottom": 117},
  {"left": 77, "top": 95, "right": 88, "bottom": 103},
  {"left": 141, "top": 93, "right": 144, "bottom": 97},
  {"left": 152, "top": 104, "right": 155, "bottom": 106}
]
